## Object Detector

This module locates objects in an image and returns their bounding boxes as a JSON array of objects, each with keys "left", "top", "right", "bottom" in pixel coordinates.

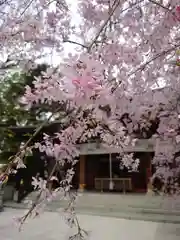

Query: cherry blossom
[{"left": 0, "top": 0, "right": 180, "bottom": 238}]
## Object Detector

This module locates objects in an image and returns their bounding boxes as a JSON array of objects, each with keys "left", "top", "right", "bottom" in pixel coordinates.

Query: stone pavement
[
  {"left": 0, "top": 208, "right": 180, "bottom": 240},
  {"left": 4, "top": 192, "right": 180, "bottom": 223}
]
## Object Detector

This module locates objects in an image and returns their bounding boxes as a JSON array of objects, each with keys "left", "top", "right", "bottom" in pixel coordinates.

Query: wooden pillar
[
  {"left": 79, "top": 155, "right": 86, "bottom": 192},
  {"left": 146, "top": 153, "right": 153, "bottom": 193}
]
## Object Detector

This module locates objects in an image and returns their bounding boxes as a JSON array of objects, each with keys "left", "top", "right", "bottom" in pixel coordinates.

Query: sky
[
  {"left": 0, "top": 0, "right": 81, "bottom": 68},
  {"left": 40, "top": 0, "right": 81, "bottom": 66}
]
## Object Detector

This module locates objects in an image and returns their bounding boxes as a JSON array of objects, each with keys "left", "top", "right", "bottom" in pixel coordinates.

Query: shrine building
[{"left": 3, "top": 123, "right": 157, "bottom": 194}]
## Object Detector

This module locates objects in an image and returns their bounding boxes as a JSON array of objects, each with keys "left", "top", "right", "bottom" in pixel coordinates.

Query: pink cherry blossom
[{"left": 1, "top": 0, "right": 180, "bottom": 236}]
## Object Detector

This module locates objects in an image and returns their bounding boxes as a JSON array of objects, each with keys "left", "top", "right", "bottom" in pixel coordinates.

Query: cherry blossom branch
[
  {"left": 20, "top": 0, "right": 66, "bottom": 16},
  {"left": 3, "top": 106, "right": 64, "bottom": 175},
  {"left": 18, "top": 162, "right": 58, "bottom": 230},
  {"left": 87, "top": 0, "right": 146, "bottom": 52},
  {"left": 112, "top": 43, "right": 180, "bottom": 93},
  {"left": 63, "top": 189, "right": 88, "bottom": 240},
  {"left": 63, "top": 39, "right": 88, "bottom": 49},
  {"left": 14, "top": 110, "right": 88, "bottom": 231},
  {"left": 20, "top": 0, "right": 34, "bottom": 16},
  {"left": 69, "top": 217, "right": 88, "bottom": 240},
  {"left": 129, "top": 43, "right": 180, "bottom": 77},
  {"left": 87, "top": 0, "right": 121, "bottom": 52},
  {"left": 148, "top": 0, "right": 179, "bottom": 20},
  {"left": 148, "top": 0, "right": 173, "bottom": 12},
  {"left": 18, "top": 161, "right": 86, "bottom": 239},
  {"left": 2, "top": 102, "right": 75, "bottom": 176},
  {"left": 62, "top": 0, "right": 146, "bottom": 52},
  {"left": 0, "top": 0, "right": 8, "bottom": 6}
]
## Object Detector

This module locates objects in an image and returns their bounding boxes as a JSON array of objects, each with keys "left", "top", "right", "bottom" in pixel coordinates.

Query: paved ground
[
  {"left": 4, "top": 192, "right": 180, "bottom": 223},
  {"left": 1, "top": 208, "right": 180, "bottom": 240}
]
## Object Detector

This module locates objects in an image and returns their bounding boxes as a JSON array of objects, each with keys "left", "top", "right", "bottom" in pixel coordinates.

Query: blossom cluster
[{"left": 1, "top": 0, "right": 180, "bottom": 236}]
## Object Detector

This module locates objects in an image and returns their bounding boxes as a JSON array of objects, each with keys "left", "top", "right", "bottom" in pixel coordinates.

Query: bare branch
[
  {"left": 149, "top": 0, "right": 171, "bottom": 11},
  {"left": 0, "top": 0, "right": 8, "bottom": 6},
  {"left": 148, "top": 0, "right": 179, "bottom": 21},
  {"left": 148, "top": 0, "right": 172, "bottom": 11},
  {"left": 63, "top": 39, "right": 88, "bottom": 49},
  {"left": 20, "top": 0, "right": 35, "bottom": 16}
]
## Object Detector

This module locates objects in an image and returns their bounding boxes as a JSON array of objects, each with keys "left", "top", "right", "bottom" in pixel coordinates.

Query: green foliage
[
  {"left": 0, "top": 64, "right": 48, "bottom": 126},
  {"left": 0, "top": 64, "right": 49, "bottom": 163}
]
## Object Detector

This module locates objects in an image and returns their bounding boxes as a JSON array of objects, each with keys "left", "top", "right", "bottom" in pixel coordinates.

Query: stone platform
[{"left": 4, "top": 192, "right": 180, "bottom": 224}]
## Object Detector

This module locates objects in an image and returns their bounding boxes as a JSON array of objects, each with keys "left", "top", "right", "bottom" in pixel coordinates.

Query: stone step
[
  {"left": 4, "top": 201, "right": 180, "bottom": 224},
  {"left": 51, "top": 199, "right": 180, "bottom": 208},
  {"left": 5, "top": 195, "right": 180, "bottom": 215},
  {"left": 24, "top": 192, "right": 180, "bottom": 212},
  {"left": 48, "top": 201, "right": 180, "bottom": 215}
]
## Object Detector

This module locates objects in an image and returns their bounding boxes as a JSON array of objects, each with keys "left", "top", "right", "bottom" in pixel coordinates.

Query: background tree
[{"left": 0, "top": 64, "right": 50, "bottom": 162}]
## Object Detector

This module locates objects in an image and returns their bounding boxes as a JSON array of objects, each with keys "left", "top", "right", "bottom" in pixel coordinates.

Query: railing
[
  {"left": 0, "top": 185, "right": 3, "bottom": 210},
  {"left": 94, "top": 178, "right": 132, "bottom": 193}
]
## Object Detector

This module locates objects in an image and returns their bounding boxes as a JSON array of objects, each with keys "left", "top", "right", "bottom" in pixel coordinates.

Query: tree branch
[
  {"left": 87, "top": 0, "right": 121, "bottom": 52},
  {"left": 63, "top": 39, "right": 88, "bottom": 49},
  {"left": 3, "top": 106, "right": 63, "bottom": 175},
  {"left": 112, "top": 43, "right": 180, "bottom": 93},
  {"left": 87, "top": 0, "right": 146, "bottom": 52},
  {"left": 148, "top": 0, "right": 179, "bottom": 21},
  {"left": 0, "top": 0, "right": 8, "bottom": 6},
  {"left": 20, "top": 0, "right": 35, "bottom": 16},
  {"left": 18, "top": 162, "right": 58, "bottom": 230},
  {"left": 129, "top": 43, "right": 180, "bottom": 77},
  {"left": 148, "top": 0, "right": 171, "bottom": 11}
]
